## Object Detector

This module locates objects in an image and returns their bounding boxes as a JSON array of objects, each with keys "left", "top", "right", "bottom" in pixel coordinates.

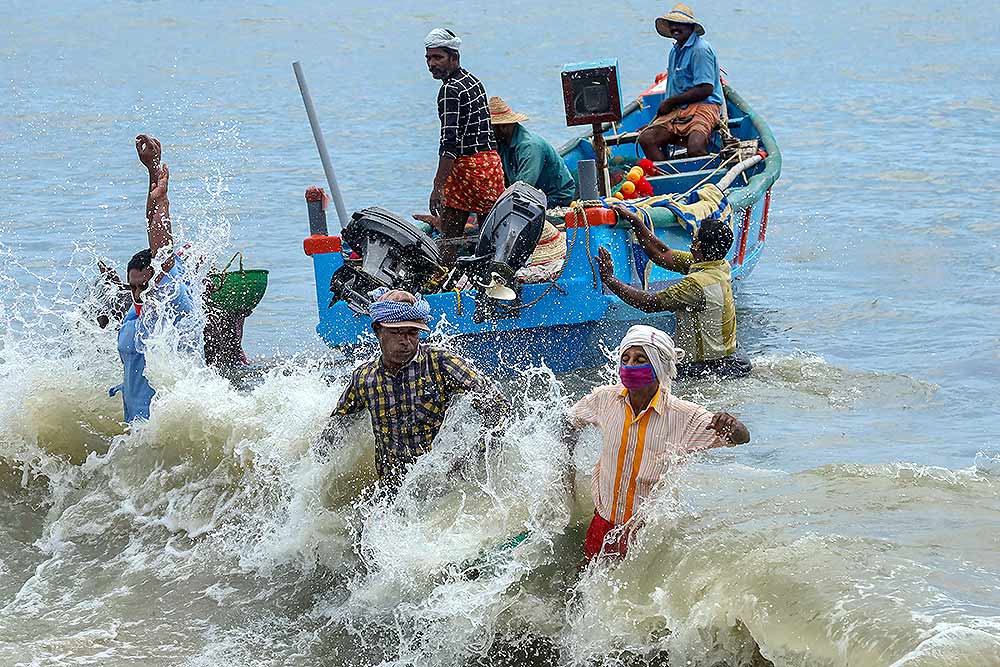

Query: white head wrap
[
  {"left": 424, "top": 28, "right": 462, "bottom": 51},
  {"left": 616, "top": 325, "right": 685, "bottom": 393}
]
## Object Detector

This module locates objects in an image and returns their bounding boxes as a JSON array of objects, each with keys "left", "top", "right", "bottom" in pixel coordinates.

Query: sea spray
[{"left": 1, "top": 279, "right": 998, "bottom": 665}]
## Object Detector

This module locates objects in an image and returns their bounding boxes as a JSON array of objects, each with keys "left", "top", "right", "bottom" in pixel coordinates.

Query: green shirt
[
  {"left": 498, "top": 125, "right": 577, "bottom": 207},
  {"left": 651, "top": 251, "right": 737, "bottom": 363}
]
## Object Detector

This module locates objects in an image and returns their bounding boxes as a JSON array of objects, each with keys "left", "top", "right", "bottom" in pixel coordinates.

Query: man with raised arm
[
  {"left": 109, "top": 135, "right": 196, "bottom": 423},
  {"left": 596, "top": 204, "right": 751, "bottom": 379}
]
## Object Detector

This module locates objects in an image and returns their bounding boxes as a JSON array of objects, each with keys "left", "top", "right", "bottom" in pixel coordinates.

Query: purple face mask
[{"left": 619, "top": 363, "right": 657, "bottom": 390}]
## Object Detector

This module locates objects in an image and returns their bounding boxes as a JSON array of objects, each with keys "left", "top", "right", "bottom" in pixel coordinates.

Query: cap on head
[
  {"left": 655, "top": 3, "right": 706, "bottom": 38},
  {"left": 425, "top": 27, "right": 462, "bottom": 52}
]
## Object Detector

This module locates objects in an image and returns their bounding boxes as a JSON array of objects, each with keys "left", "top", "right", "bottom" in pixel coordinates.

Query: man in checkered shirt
[
  {"left": 325, "top": 289, "right": 506, "bottom": 491},
  {"left": 424, "top": 28, "right": 505, "bottom": 265}
]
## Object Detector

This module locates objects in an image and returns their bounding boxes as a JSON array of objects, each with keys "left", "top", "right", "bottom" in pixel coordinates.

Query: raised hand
[
  {"left": 610, "top": 203, "right": 642, "bottom": 227},
  {"left": 597, "top": 246, "right": 615, "bottom": 281},
  {"left": 135, "top": 134, "right": 162, "bottom": 171}
]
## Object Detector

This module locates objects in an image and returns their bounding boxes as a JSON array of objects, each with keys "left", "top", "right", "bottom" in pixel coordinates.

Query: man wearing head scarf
[
  {"left": 566, "top": 325, "right": 749, "bottom": 561},
  {"left": 639, "top": 4, "right": 724, "bottom": 160},
  {"left": 424, "top": 28, "right": 504, "bottom": 266},
  {"left": 324, "top": 288, "right": 506, "bottom": 491},
  {"left": 597, "top": 207, "right": 751, "bottom": 379}
]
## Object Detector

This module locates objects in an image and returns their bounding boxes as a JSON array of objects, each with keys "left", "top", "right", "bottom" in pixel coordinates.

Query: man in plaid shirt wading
[
  {"left": 424, "top": 28, "right": 505, "bottom": 265},
  {"left": 324, "top": 289, "right": 506, "bottom": 492}
]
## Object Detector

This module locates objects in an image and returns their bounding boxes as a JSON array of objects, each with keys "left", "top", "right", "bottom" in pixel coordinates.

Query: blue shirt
[
  {"left": 111, "top": 260, "right": 195, "bottom": 423},
  {"left": 666, "top": 32, "right": 724, "bottom": 108}
]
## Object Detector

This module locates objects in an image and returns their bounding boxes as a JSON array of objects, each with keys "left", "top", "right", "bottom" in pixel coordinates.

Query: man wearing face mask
[
  {"left": 566, "top": 325, "right": 749, "bottom": 561},
  {"left": 325, "top": 289, "right": 506, "bottom": 492},
  {"left": 108, "top": 135, "right": 196, "bottom": 423}
]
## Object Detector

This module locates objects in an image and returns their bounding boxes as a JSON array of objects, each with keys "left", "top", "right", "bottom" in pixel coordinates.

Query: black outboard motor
[
  {"left": 329, "top": 207, "right": 443, "bottom": 314},
  {"left": 449, "top": 182, "right": 547, "bottom": 299}
]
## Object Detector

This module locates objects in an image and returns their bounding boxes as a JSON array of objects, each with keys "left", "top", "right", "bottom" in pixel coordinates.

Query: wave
[{"left": 0, "top": 294, "right": 998, "bottom": 666}]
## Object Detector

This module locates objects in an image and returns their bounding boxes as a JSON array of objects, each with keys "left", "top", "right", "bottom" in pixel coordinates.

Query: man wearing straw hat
[
  {"left": 489, "top": 96, "right": 577, "bottom": 207},
  {"left": 424, "top": 28, "right": 505, "bottom": 266},
  {"left": 639, "top": 4, "right": 724, "bottom": 161}
]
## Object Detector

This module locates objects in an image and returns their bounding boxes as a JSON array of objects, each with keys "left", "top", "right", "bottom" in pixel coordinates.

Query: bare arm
[
  {"left": 612, "top": 204, "right": 687, "bottom": 272},
  {"left": 136, "top": 135, "right": 174, "bottom": 277},
  {"left": 430, "top": 156, "right": 456, "bottom": 216},
  {"left": 596, "top": 247, "right": 670, "bottom": 313},
  {"left": 146, "top": 164, "right": 175, "bottom": 277},
  {"left": 136, "top": 135, "right": 161, "bottom": 221}
]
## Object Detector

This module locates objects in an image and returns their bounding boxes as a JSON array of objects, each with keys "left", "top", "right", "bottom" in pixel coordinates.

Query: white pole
[{"left": 292, "top": 61, "right": 349, "bottom": 231}]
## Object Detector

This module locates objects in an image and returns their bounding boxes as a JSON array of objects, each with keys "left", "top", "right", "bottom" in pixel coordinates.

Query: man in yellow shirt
[{"left": 596, "top": 205, "right": 751, "bottom": 379}]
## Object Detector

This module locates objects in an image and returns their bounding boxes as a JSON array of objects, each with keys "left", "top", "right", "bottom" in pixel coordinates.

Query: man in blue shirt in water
[{"left": 109, "top": 135, "right": 196, "bottom": 423}]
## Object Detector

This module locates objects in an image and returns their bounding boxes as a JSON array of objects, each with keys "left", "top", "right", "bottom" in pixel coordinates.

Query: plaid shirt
[
  {"left": 333, "top": 346, "right": 489, "bottom": 484},
  {"left": 437, "top": 68, "right": 496, "bottom": 159}
]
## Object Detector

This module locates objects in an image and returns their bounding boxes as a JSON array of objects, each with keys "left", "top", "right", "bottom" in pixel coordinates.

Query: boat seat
[{"left": 603, "top": 115, "right": 749, "bottom": 148}]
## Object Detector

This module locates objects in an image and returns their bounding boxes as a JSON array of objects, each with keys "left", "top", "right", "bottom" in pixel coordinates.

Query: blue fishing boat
[{"left": 300, "top": 71, "right": 780, "bottom": 374}]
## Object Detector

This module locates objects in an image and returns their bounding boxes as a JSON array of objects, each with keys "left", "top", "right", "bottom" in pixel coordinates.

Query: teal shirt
[
  {"left": 666, "top": 32, "right": 724, "bottom": 108},
  {"left": 498, "top": 125, "right": 577, "bottom": 206}
]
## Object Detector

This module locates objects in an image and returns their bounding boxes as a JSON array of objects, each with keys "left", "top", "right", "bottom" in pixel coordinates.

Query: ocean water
[{"left": 1, "top": 1, "right": 999, "bottom": 666}]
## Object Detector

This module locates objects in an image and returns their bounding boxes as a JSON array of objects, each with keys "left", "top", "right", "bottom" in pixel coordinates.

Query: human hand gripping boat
[{"left": 298, "top": 61, "right": 781, "bottom": 376}]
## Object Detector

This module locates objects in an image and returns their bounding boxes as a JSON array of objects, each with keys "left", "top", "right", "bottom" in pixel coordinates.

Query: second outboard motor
[
  {"left": 330, "top": 207, "right": 443, "bottom": 314},
  {"left": 451, "top": 182, "right": 547, "bottom": 299}
]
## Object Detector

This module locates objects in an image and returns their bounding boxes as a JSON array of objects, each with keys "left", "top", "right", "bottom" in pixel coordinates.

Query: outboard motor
[
  {"left": 449, "top": 181, "right": 547, "bottom": 300},
  {"left": 329, "top": 207, "right": 443, "bottom": 314}
]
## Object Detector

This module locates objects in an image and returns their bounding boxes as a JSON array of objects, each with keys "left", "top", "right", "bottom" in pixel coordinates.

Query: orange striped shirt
[{"left": 570, "top": 384, "right": 723, "bottom": 525}]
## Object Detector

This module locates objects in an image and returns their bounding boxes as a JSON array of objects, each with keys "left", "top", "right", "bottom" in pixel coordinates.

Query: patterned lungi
[
  {"left": 648, "top": 102, "right": 720, "bottom": 139},
  {"left": 442, "top": 150, "right": 505, "bottom": 214}
]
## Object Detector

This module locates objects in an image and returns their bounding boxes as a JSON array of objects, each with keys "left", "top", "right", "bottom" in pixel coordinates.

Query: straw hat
[
  {"left": 526, "top": 222, "right": 566, "bottom": 266},
  {"left": 655, "top": 3, "right": 705, "bottom": 37},
  {"left": 488, "top": 96, "right": 529, "bottom": 125}
]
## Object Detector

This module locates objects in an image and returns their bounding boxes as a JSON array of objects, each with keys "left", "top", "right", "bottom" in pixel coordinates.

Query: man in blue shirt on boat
[
  {"left": 639, "top": 4, "right": 725, "bottom": 161},
  {"left": 488, "top": 96, "right": 577, "bottom": 207}
]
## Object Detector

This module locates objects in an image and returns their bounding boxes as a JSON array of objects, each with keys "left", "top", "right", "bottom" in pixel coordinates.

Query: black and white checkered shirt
[{"left": 437, "top": 68, "right": 496, "bottom": 159}]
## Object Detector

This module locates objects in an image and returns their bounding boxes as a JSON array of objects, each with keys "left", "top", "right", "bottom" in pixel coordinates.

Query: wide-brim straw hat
[
  {"left": 489, "top": 96, "right": 529, "bottom": 125},
  {"left": 655, "top": 3, "right": 706, "bottom": 37}
]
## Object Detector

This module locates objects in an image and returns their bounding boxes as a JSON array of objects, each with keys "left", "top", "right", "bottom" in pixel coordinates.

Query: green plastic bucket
[{"left": 208, "top": 252, "right": 268, "bottom": 313}]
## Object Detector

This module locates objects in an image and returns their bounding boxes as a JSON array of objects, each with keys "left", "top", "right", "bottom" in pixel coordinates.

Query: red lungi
[
  {"left": 584, "top": 510, "right": 635, "bottom": 562},
  {"left": 442, "top": 150, "right": 505, "bottom": 215}
]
